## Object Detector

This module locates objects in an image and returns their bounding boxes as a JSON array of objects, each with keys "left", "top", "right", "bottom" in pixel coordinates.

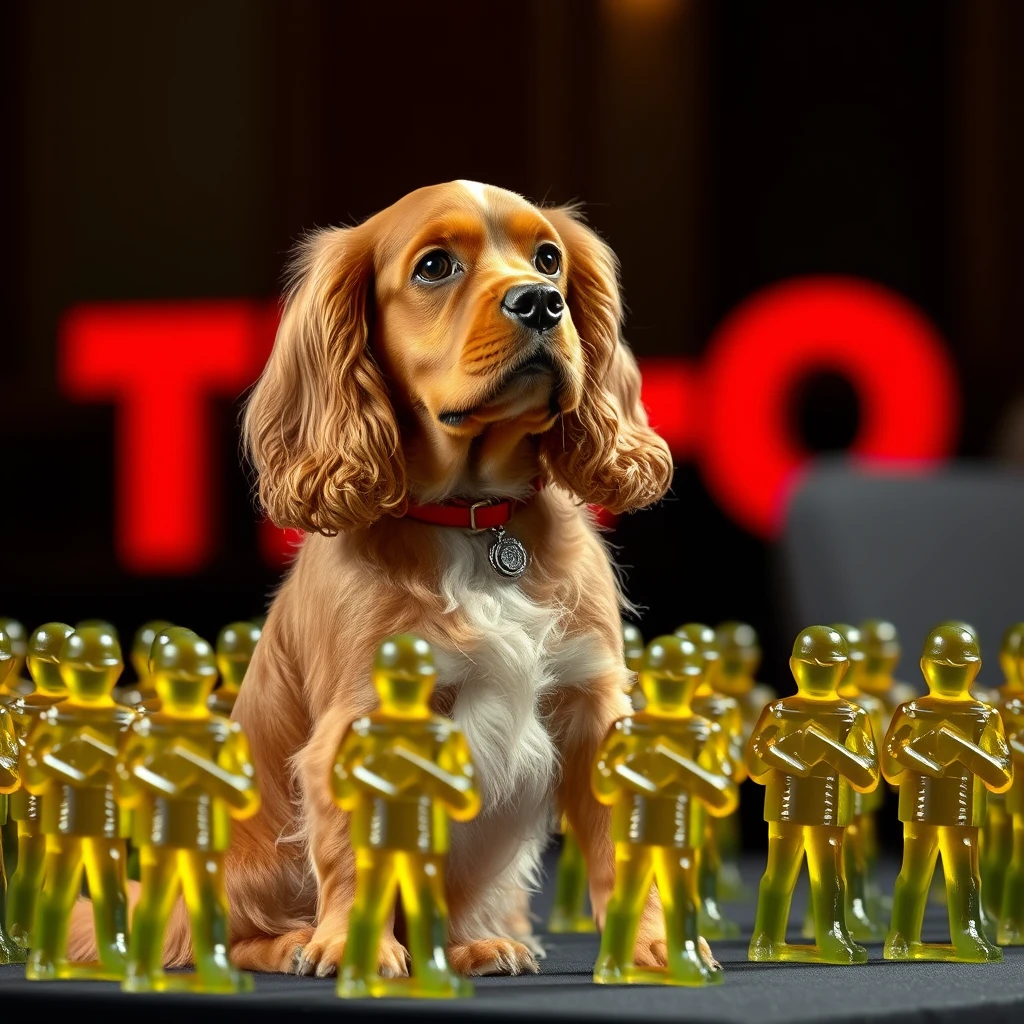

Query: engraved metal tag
[{"left": 488, "top": 526, "right": 529, "bottom": 579}]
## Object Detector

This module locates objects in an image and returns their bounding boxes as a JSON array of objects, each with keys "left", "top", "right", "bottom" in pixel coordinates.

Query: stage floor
[{"left": 2, "top": 854, "right": 1023, "bottom": 1024}]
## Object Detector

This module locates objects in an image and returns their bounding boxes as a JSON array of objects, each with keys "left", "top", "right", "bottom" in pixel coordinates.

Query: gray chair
[{"left": 778, "top": 459, "right": 1024, "bottom": 691}]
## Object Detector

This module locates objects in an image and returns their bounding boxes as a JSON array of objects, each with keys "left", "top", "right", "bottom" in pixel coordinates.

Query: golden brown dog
[{"left": 71, "top": 181, "right": 683, "bottom": 978}]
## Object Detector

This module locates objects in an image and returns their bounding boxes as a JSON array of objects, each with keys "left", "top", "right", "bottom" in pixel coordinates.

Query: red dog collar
[{"left": 404, "top": 479, "right": 543, "bottom": 532}]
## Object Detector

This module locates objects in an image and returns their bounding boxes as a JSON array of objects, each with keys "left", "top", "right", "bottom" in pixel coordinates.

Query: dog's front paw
[
  {"left": 295, "top": 928, "right": 410, "bottom": 979},
  {"left": 447, "top": 939, "right": 540, "bottom": 977}
]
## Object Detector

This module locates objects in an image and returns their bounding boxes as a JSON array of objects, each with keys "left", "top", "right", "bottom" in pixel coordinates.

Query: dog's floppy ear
[
  {"left": 540, "top": 207, "right": 673, "bottom": 514},
  {"left": 243, "top": 225, "right": 407, "bottom": 535}
]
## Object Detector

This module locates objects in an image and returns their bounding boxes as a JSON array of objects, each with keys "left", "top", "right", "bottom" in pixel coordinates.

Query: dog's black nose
[{"left": 501, "top": 284, "right": 564, "bottom": 333}]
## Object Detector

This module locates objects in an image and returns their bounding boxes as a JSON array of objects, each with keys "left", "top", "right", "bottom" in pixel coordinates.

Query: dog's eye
[
  {"left": 414, "top": 250, "right": 456, "bottom": 283},
  {"left": 534, "top": 244, "right": 561, "bottom": 276}
]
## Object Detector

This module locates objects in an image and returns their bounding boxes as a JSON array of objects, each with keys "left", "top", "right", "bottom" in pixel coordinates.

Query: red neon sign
[{"left": 58, "top": 277, "right": 960, "bottom": 573}]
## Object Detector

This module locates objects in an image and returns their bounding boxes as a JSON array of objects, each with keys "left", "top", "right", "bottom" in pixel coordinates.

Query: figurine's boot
[
  {"left": 124, "top": 848, "right": 181, "bottom": 991},
  {"left": 548, "top": 828, "right": 594, "bottom": 934},
  {"left": 593, "top": 845, "right": 655, "bottom": 983},
  {"left": 939, "top": 827, "right": 1001, "bottom": 961},
  {"left": 7, "top": 829, "right": 45, "bottom": 947},
  {"left": 842, "top": 819, "right": 885, "bottom": 941},
  {"left": 338, "top": 852, "right": 400, "bottom": 998},
  {"left": 182, "top": 852, "right": 253, "bottom": 993},
  {"left": 698, "top": 842, "right": 739, "bottom": 938},
  {"left": 806, "top": 828, "right": 867, "bottom": 963},
  {"left": 997, "top": 816, "right": 1024, "bottom": 945},
  {"left": 982, "top": 803, "right": 1011, "bottom": 921},
  {"left": 749, "top": 826, "right": 802, "bottom": 960},
  {"left": 0, "top": 842, "right": 26, "bottom": 964},
  {"left": 659, "top": 850, "right": 722, "bottom": 985},
  {"left": 402, "top": 855, "right": 472, "bottom": 998}
]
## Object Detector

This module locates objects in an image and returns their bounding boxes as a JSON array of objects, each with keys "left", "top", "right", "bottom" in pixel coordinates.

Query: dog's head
[{"left": 244, "top": 181, "right": 672, "bottom": 535}]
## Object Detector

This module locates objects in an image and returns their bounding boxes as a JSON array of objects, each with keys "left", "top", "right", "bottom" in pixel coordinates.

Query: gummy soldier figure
[
  {"left": 0, "top": 630, "right": 25, "bottom": 964},
  {"left": 713, "top": 622, "right": 774, "bottom": 899},
  {"left": 0, "top": 619, "right": 32, "bottom": 695},
  {"left": 748, "top": 626, "right": 879, "bottom": 964},
  {"left": 982, "top": 622, "right": 1024, "bottom": 925},
  {"left": 592, "top": 634, "right": 737, "bottom": 986},
  {"left": 118, "top": 627, "right": 260, "bottom": 993},
  {"left": 859, "top": 620, "right": 917, "bottom": 731},
  {"left": 995, "top": 629, "right": 1024, "bottom": 944},
  {"left": 883, "top": 624, "right": 1011, "bottom": 962},
  {"left": 7, "top": 622, "right": 73, "bottom": 947},
  {"left": 210, "top": 621, "right": 262, "bottom": 716},
  {"left": 332, "top": 634, "right": 480, "bottom": 999},
  {"left": 829, "top": 623, "right": 887, "bottom": 941},
  {"left": 23, "top": 626, "right": 134, "bottom": 980},
  {"left": 548, "top": 622, "right": 643, "bottom": 934},
  {"left": 675, "top": 623, "right": 745, "bottom": 939},
  {"left": 120, "top": 620, "right": 173, "bottom": 709}
]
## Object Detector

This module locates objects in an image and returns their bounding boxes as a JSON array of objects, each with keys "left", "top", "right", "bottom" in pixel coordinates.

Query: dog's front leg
[
  {"left": 550, "top": 680, "right": 720, "bottom": 971},
  {"left": 292, "top": 707, "right": 410, "bottom": 979}
]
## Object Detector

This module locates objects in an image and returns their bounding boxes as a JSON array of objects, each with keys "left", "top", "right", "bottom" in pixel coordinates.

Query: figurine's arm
[
  {"left": 0, "top": 707, "right": 19, "bottom": 794},
  {"left": 430, "top": 731, "right": 481, "bottom": 822},
  {"left": 331, "top": 730, "right": 412, "bottom": 809},
  {"left": 211, "top": 729, "right": 261, "bottom": 819},
  {"left": 22, "top": 721, "right": 64, "bottom": 794},
  {"left": 655, "top": 736, "right": 739, "bottom": 816},
  {"left": 1010, "top": 729, "right": 1024, "bottom": 761},
  {"left": 882, "top": 714, "right": 944, "bottom": 783},
  {"left": 591, "top": 729, "right": 643, "bottom": 804},
  {"left": 724, "top": 704, "right": 748, "bottom": 784},
  {"left": 803, "top": 720, "right": 878, "bottom": 793},
  {"left": 949, "top": 715, "right": 1013, "bottom": 795},
  {"left": 747, "top": 712, "right": 811, "bottom": 782},
  {"left": 114, "top": 729, "right": 148, "bottom": 809}
]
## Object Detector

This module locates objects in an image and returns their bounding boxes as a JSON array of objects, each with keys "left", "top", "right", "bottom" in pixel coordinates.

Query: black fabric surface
[{"left": 2, "top": 853, "right": 1023, "bottom": 1023}]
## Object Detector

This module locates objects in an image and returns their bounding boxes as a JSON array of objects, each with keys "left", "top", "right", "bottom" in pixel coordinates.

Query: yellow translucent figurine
[
  {"left": 981, "top": 622, "right": 1024, "bottom": 923},
  {"left": 0, "top": 629, "right": 25, "bottom": 964},
  {"left": 860, "top": 620, "right": 918, "bottom": 730},
  {"left": 210, "top": 621, "right": 262, "bottom": 716},
  {"left": 548, "top": 622, "right": 643, "bottom": 934},
  {"left": 748, "top": 625, "right": 879, "bottom": 964},
  {"left": 824, "top": 623, "right": 887, "bottom": 941},
  {"left": 120, "top": 620, "right": 173, "bottom": 710},
  {"left": 23, "top": 626, "right": 134, "bottom": 980},
  {"left": 0, "top": 619, "right": 32, "bottom": 695},
  {"left": 996, "top": 629, "right": 1024, "bottom": 944},
  {"left": 332, "top": 634, "right": 480, "bottom": 999},
  {"left": 117, "top": 627, "right": 259, "bottom": 993},
  {"left": 882, "top": 624, "right": 1011, "bottom": 962},
  {"left": 7, "top": 622, "right": 74, "bottom": 948},
  {"left": 592, "top": 634, "right": 737, "bottom": 986},
  {"left": 674, "top": 623, "right": 745, "bottom": 939}
]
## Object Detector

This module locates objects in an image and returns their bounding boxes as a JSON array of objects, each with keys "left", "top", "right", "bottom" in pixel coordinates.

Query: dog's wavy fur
[{"left": 69, "top": 181, "right": 691, "bottom": 978}]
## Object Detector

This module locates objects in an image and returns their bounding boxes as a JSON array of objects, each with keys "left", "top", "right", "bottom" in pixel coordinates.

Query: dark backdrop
[{"left": 2, "top": 0, "right": 1023, "bottom": 849}]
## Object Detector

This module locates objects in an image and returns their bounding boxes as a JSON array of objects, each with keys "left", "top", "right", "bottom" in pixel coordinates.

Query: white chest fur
[{"left": 431, "top": 531, "right": 622, "bottom": 817}]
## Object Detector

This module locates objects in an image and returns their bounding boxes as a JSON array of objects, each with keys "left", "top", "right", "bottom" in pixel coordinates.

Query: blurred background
[{"left": 2, "top": 0, "right": 1023, "bottom": 844}]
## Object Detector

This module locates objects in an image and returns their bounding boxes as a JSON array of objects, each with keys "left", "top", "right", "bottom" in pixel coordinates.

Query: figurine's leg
[
  {"left": 698, "top": 816, "right": 739, "bottom": 938},
  {"left": 398, "top": 852, "right": 469, "bottom": 998},
  {"left": 337, "top": 849, "right": 400, "bottom": 998},
  {"left": 716, "top": 811, "right": 745, "bottom": 899},
  {"left": 25, "top": 834, "right": 83, "bottom": 979},
  {"left": 593, "top": 843, "right": 656, "bottom": 983},
  {"left": 749, "top": 822, "right": 803, "bottom": 959},
  {"left": 884, "top": 822, "right": 939, "bottom": 959},
  {"left": 7, "top": 823, "right": 45, "bottom": 946},
  {"left": 805, "top": 826, "right": 867, "bottom": 962},
  {"left": 177, "top": 850, "right": 252, "bottom": 992},
  {"left": 0, "top": 811, "right": 24, "bottom": 964},
  {"left": 861, "top": 810, "right": 884, "bottom": 913},
  {"left": 81, "top": 838, "right": 128, "bottom": 974},
  {"left": 124, "top": 847, "right": 181, "bottom": 991},
  {"left": 934, "top": 825, "right": 1000, "bottom": 960},
  {"left": 998, "top": 812, "right": 1024, "bottom": 944},
  {"left": 985, "top": 801, "right": 1013, "bottom": 923},
  {"left": 548, "top": 825, "right": 594, "bottom": 933},
  {"left": 655, "top": 846, "right": 721, "bottom": 986},
  {"left": 843, "top": 816, "right": 884, "bottom": 941}
]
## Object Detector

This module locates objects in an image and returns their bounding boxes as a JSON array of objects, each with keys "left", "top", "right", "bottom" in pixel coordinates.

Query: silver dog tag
[{"left": 488, "top": 526, "right": 529, "bottom": 579}]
